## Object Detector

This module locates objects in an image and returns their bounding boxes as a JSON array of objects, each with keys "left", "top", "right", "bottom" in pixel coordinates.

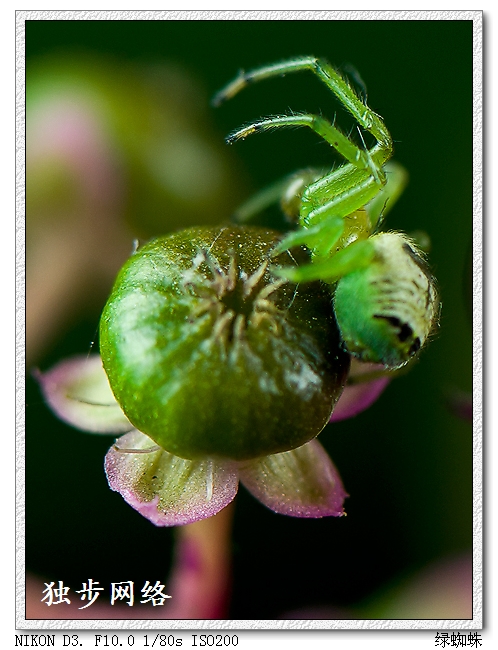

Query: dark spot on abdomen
[
  {"left": 374, "top": 314, "right": 414, "bottom": 343},
  {"left": 409, "top": 337, "right": 421, "bottom": 355}
]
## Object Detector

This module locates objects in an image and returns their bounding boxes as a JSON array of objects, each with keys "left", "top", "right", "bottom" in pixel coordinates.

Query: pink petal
[
  {"left": 35, "top": 355, "right": 133, "bottom": 433},
  {"left": 239, "top": 439, "right": 347, "bottom": 518},
  {"left": 105, "top": 430, "right": 239, "bottom": 526},
  {"left": 331, "top": 360, "right": 390, "bottom": 422}
]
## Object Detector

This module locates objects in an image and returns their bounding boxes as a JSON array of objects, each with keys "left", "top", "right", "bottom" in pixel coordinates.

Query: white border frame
[{"left": 15, "top": 9, "right": 483, "bottom": 634}]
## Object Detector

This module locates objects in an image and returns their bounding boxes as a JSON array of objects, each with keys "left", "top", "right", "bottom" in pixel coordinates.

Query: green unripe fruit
[{"left": 100, "top": 226, "right": 349, "bottom": 461}]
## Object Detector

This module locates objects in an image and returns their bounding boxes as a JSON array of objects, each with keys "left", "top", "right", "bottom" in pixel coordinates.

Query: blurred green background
[{"left": 25, "top": 18, "right": 473, "bottom": 619}]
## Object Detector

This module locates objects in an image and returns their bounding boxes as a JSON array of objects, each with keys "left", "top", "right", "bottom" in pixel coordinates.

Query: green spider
[{"left": 214, "top": 55, "right": 439, "bottom": 369}]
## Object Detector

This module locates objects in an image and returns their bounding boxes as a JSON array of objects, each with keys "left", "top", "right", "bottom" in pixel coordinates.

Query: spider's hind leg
[{"left": 232, "top": 168, "right": 323, "bottom": 225}]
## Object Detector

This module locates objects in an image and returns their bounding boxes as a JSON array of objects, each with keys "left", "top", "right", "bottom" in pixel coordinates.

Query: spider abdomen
[{"left": 333, "top": 232, "right": 439, "bottom": 369}]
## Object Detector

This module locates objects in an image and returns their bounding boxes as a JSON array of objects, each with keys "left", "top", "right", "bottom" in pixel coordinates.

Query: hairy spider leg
[
  {"left": 273, "top": 163, "right": 410, "bottom": 284},
  {"left": 269, "top": 162, "right": 381, "bottom": 269},
  {"left": 363, "top": 161, "right": 409, "bottom": 231},
  {"left": 273, "top": 163, "right": 398, "bottom": 283},
  {"left": 230, "top": 158, "right": 404, "bottom": 242},
  {"left": 273, "top": 236, "right": 376, "bottom": 284},
  {"left": 214, "top": 56, "right": 393, "bottom": 163},
  {"left": 271, "top": 215, "right": 346, "bottom": 257},
  {"left": 301, "top": 163, "right": 384, "bottom": 225},
  {"left": 227, "top": 113, "right": 389, "bottom": 258},
  {"left": 215, "top": 57, "right": 398, "bottom": 285},
  {"left": 232, "top": 175, "right": 298, "bottom": 224},
  {"left": 219, "top": 64, "right": 394, "bottom": 256},
  {"left": 228, "top": 113, "right": 384, "bottom": 182},
  {"left": 231, "top": 168, "right": 324, "bottom": 224}
]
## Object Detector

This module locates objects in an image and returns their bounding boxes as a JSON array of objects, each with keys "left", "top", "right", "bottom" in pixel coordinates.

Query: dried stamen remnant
[{"left": 187, "top": 251, "right": 288, "bottom": 350}]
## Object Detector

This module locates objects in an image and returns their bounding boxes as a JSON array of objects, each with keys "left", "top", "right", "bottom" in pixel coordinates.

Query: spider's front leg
[
  {"left": 214, "top": 58, "right": 438, "bottom": 370},
  {"left": 216, "top": 61, "right": 396, "bottom": 263},
  {"left": 226, "top": 110, "right": 390, "bottom": 269},
  {"left": 213, "top": 55, "right": 393, "bottom": 165},
  {"left": 227, "top": 112, "right": 386, "bottom": 186},
  {"left": 272, "top": 232, "right": 376, "bottom": 284}
]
